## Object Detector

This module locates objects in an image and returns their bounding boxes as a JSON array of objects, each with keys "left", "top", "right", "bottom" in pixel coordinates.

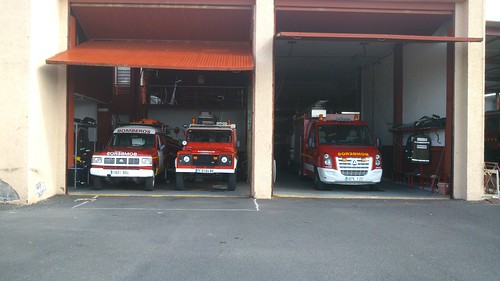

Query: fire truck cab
[
  {"left": 90, "top": 119, "right": 181, "bottom": 191},
  {"left": 175, "top": 113, "right": 238, "bottom": 191},
  {"left": 292, "top": 109, "right": 383, "bottom": 190}
]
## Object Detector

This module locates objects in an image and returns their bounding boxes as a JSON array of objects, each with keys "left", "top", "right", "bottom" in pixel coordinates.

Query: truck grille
[
  {"left": 103, "top": 157, "right": 140, "bottom": 165},
  {"left": 336, "top": 157, "right": 371, "bottom": 176},
  {"left": 193, "top": 155, "right": 217, "bottom": 166}
]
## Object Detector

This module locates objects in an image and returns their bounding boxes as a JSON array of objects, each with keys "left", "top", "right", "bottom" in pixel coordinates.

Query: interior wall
[
  {"left": 73, "top": 67, "right": 113, "bottom": 103},
  {"left": 403, "top": 43, "right": 447, "bottom": 147},
  {"left": 361, "top": 53, "right": 394, "bottom": 145},
  {"left": 75, "top": 98, "right": 98, "bottom": 142}
]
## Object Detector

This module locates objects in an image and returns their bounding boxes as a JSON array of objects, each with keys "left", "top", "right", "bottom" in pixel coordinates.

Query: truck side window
[
  {"left": 307, "top": 126, "right": 316, "bottom": 148},
  {"left": 157, "top": 135, "right": 166, "bottom": 150}
]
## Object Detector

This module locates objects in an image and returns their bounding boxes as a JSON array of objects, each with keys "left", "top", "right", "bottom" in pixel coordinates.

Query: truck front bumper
[
  {"left": 317, "top": 167, "right": 382, "bottom": 185},
  {"left": 90, "top": 168, "right": 154, "bottom": 178},
  {"left": 175, "top": 167, "right": 236, "bottom": 174}
]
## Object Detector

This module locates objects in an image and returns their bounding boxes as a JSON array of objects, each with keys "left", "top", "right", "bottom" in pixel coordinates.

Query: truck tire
[
  {"left": 228, "top": 173, "right": 236, "bottom": 191},
  {"left": 92, "top": 176, "right": 104, "bottom": 190},
  {"left": 145, "top": 177, "right": 155, "bottom": 191},
  {"left": 314, "top": 169, "right": 327, "bottom": 191},
  {"left": 175, "top": 173, "right": 184, "bottom": 190}
]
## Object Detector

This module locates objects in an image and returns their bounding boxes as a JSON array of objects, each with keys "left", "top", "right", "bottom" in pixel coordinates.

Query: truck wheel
[
  {"left": 92, "top": 176, "right": 104, "bottom": 190},
  {"left": 145, "top": 177, "right": 155, "bottom": 191},
  {"left": 314, "top": 169, "right": 326, "bottom": 191},
  {"left": 175, "top": 173, "right": 184, "bottom": 190},
  {"left": 228, "top": 173, "right": 236, "bottom": 191}
]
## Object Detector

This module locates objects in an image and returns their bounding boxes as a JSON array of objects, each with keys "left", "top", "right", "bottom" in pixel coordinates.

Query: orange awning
[{"left": 46, "top": 40, "right": 254, "bottom": 71}]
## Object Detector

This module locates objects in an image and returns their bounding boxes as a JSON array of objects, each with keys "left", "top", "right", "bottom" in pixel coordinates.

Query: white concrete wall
[
  {"left": 454, "top": 0, "right": 485, "bottom": 200},
  {"left": 0, "top": 0, "right": 68, "bottom": 204},
  {"left": 252, "top": 0, "right": 274, "bottom": 199}
]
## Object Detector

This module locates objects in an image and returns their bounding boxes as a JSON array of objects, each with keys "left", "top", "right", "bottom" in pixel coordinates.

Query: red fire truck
[
  {"left": 175, "top": 114, "right": 238, "bottom": 191},
  {"left": 90, "top": 119, "right": 181, "bottom": 191},
  {"left": 291, "top": 109, "right": 383, "bottom": 190}
]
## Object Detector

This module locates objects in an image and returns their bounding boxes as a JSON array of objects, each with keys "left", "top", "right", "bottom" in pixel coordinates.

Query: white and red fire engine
[
  {"left": 291, "top": 108, "right": 383, "bottom": 190},
  {"left": 175, "top": 113, "right": 238, "bottom": 191},
  {"left": 90, "top": 119, "right": 181, "bottom": 191}
]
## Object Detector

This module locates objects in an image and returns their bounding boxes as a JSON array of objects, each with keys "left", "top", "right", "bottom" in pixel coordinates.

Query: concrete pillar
[
  {"left": 251, "top": 0, "right": 274, "bottom": 199},
  {"left": 0, "top": 0, "right": 67, "bottom": 204},
  {"left": 453, "top": 0, "right": 485, "bottom": 200}
]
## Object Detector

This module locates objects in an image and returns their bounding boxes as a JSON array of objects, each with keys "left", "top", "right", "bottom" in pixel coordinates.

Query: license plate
[
  {"left": 195, "top": 168, "right": 214, "bottom": 174},
  {"left": 345, "top": 176, "right": 363, "bottom": 181},
  {"left": 111, "top": 170, "right": 129, "bottom": 175}
]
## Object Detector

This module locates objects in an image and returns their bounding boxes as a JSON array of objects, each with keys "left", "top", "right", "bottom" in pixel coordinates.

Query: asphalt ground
[{"left": 1, "top": 196, "right": 499, "bottom": 281}]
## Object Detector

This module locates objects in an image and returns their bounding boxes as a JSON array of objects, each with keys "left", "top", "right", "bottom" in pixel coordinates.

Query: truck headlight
[
  {"left": 375, "top": 154, "right": 381, "bottom": 167},
  {"left": 92, "top": 157, "right": 102, "bottom": 164},
  {"left": 141, "top": 158, "right": 152, "bottom": 165},
  {"left": 324, "top": 153, "right": 332, "bottom": 166},
  {"left": 182, "top": 155, "right": 191, "bottom": 163},
  {"left": 219, "top": 155, "right": 232, "bottom": 166}
]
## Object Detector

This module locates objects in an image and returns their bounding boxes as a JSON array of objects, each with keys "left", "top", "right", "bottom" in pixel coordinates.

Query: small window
[{"left": 115, "top": 67, "right": 131, "bottom": 87}]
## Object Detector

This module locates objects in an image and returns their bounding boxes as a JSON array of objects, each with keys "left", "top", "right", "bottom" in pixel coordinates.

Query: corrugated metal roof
[{"left": 46, "top": 41, "right": 254, "bottom": 71}]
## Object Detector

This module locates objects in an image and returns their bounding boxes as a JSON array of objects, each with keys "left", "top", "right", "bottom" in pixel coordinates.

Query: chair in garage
[{"left": 484, "top": 162, "right": 500, "bottom": 198}]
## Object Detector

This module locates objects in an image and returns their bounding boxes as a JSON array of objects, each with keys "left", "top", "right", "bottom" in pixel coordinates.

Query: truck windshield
[
  {"left": 317, "top": 125, "right": 374, "bottom": 146},
  {"left": 187, "top": 130, "right": 232, "bottom": 143},
  {"left": 110, "top": 133, "right": 155, "bottom": 148}
]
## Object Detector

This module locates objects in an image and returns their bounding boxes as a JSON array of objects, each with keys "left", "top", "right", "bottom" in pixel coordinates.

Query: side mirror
[
  {"left": 236, "top": 140, "right": 240, "bottom": 148},
  {"left": 376, "top": 138, "right": 382, "bottom": 148},
  {"left": 159, "top": 145, "right": 165, "bottom": 152},
  {"left": 307, "top": 138, "right": 314, "bottom": 148}
]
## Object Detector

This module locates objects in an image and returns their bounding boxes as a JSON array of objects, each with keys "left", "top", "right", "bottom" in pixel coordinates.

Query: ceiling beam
[
  {"left": 486, "top": 58, "right": 500, "bottom": 65},
  {"left": 276, "top": 32, "right": 482, "bottom": 43}
]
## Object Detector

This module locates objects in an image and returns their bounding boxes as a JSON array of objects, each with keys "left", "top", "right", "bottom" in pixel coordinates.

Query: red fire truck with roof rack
[
  {"left": 291, "top": 107, "right": 383, "bottom": 190},
  {"left": 90, "top": 119, "right": 181, "bottom": 191},
  {"left": 175, "top": 112, "right": 238, "bottom": 191}
]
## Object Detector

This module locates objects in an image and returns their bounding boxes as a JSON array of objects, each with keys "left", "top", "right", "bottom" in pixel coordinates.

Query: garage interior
[{"left": 46, "top": 0, "right": 486, "bottom": 199}]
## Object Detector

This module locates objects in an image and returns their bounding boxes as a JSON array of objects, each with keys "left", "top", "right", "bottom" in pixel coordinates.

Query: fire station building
[{"left": 0, "top": 0, "right": 488, "bottom": 204}]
